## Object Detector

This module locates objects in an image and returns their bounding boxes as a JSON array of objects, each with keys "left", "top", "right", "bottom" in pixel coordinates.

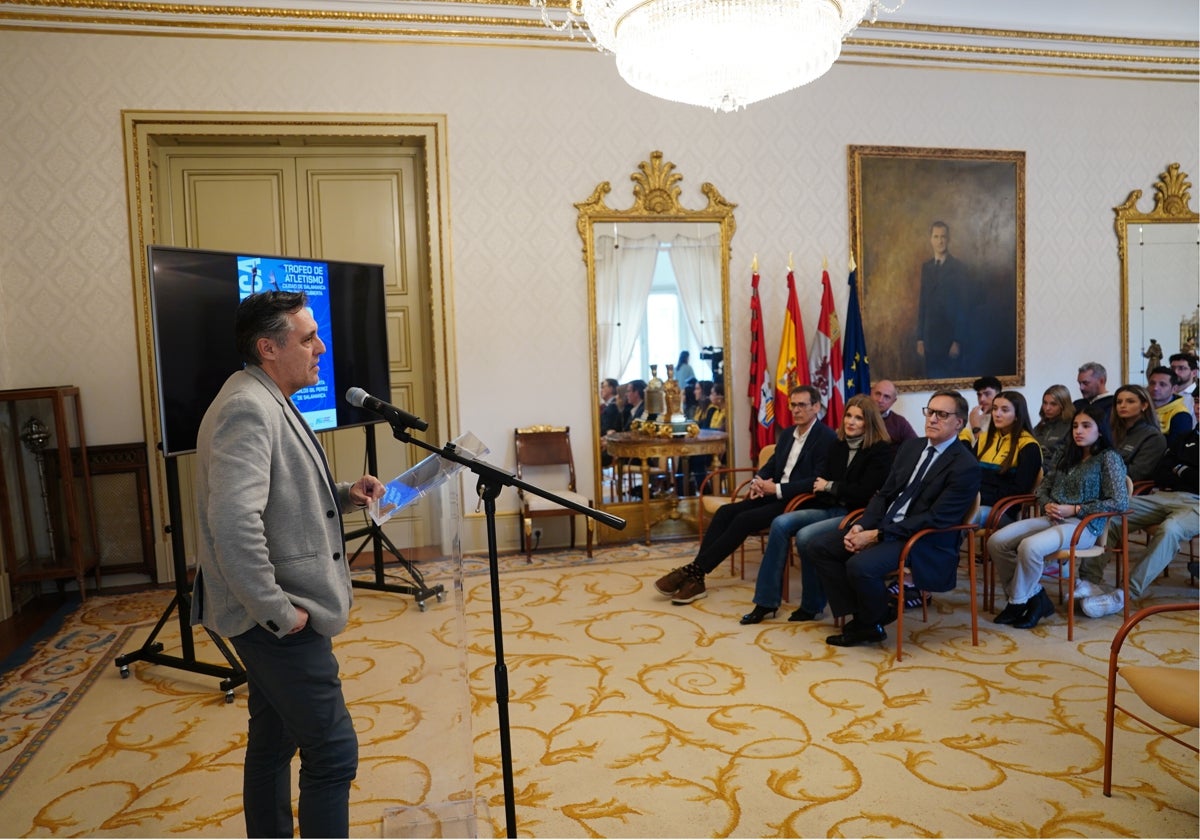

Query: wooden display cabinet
[{"left": 0, "top": 386, "right": 101, "bottom": 605}]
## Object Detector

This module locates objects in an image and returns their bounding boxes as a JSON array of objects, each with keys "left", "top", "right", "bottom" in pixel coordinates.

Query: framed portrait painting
[{"left": 848, "top": 145, "right": 1025, "bottom": 391}]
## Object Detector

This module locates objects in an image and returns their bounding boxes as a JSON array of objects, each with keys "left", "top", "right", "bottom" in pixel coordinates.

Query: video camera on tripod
[{"left": 699, "top": 345, "right": 724, "bottom": 385}]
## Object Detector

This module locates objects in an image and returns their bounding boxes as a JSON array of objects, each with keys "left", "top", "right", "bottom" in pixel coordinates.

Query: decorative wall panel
[{"left": 0, "top": 31, "right": 1196, "bottom": 556}]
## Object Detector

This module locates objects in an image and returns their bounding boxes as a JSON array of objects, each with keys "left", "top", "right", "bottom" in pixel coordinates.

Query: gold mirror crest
[{"left": 1114, "top": 163, "right": 1199, "bottom": 381}]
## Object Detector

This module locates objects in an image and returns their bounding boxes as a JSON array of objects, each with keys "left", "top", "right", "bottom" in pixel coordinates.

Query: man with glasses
[
  {"left": 805, "top": 391, "right": 980, "bottom": 647},
  {"left": 655, "top": 385, "right": 836, "bottom": 606}
]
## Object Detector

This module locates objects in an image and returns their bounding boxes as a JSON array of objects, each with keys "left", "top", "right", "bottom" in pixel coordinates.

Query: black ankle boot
[
  {"left": 994, "top": 601, "right": 1028, "bottom": 625},
  {"left": 739, "top": 605, "right": 777, "bottom": 625},
  {"left": 1014, "top": 589, "right": 1055, "bottom": 629}
]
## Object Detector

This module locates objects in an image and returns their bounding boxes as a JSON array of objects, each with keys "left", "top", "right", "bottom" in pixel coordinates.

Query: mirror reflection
[
  {"left": 1115, "top": 164, "right": 1200, "bottom": 382},
  {"left": 578, "top": 152, "right": 736, "bottom": 522}
]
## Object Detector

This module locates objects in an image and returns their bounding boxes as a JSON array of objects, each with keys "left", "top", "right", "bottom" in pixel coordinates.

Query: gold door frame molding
[{"left": 122, "top": 110, "right": 458, "bottom": 582}]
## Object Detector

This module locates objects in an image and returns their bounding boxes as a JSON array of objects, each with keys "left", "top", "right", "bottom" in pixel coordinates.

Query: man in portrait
[{"left": 915, "top": 221, "right": 969, "bottom": 380}]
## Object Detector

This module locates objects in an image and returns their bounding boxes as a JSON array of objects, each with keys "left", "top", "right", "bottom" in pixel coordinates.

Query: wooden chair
[
  {"left": 696, "top": 443, "right": 774, "bottom": 541},
  {"left": 980, "top": 469, "right": 1044, "bottom": 612},
  {"left": 1048, "top": 476, "right": 1135, "bottom": 641},
  {"left": 1103, "top": 602, "right": 1199, "bottom": 797},
  {"left": 513, "top": 426, "right": 594, "bottom": 563},
  {"left": 892, "top": 493, "right": 982, "bottom": 661}
]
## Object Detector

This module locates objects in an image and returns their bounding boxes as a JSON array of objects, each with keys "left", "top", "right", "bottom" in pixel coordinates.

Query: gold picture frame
[{"left": 848, "top": 145, "right": 1026, "bottom": 392}]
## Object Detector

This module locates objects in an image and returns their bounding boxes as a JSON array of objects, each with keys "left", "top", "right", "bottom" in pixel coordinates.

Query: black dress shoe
[
  {"left": 826, "top": 623, "right": 887, "bottom": 647},
  {"left": 739, "top": 605, "right": 778, "bottom": 625},
  {"left": 994, "top": 601, "right": 1029, "bottom": 625},
  {"left": 787, "top": 607, "right": 820, "bottom": 622},
  {"left": 1014, "top": 589, "right": 1055, "bottom": 629}
]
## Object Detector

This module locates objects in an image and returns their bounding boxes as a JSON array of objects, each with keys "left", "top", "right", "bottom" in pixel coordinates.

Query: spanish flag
[{"left": 774, "top": 270, "right": 809, "bottom": 429}]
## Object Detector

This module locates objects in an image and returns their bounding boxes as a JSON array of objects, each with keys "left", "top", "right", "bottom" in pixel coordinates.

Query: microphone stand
[{"left": 382, "top": 417, "right": 625, "bottom": 839}]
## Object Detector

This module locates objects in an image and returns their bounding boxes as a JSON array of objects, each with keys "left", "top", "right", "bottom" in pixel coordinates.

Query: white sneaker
[
  {"left": 1072, "top": 580, "right": 1110, "bottom": 600},
  {"left": 1081, "top": 589, "right": 1124, "bottom": 618}
]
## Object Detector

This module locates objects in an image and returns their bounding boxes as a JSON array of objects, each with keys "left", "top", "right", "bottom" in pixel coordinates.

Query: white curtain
[
  {"left": 668, "top": 232, "right": 723, "bottom": 350},
  {"left": 595, "top": 232, "right": 659, "bottom": 380}
]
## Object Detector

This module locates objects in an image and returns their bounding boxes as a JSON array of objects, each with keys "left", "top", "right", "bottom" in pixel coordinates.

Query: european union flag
[{"left": 842, "top": 266, "right": 870, "bottom": 398}]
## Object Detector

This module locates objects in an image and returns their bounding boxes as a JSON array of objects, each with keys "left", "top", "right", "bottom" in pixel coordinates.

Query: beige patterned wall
[{"left": 0, "top": 32, "right": 1196, "bottom": 535}]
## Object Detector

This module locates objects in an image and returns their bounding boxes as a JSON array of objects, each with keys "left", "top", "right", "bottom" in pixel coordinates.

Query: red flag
[
  {"left": 774, "top": 270, "right": 810, "bottom": 431},
  {"left": 748, "top": 270, "right": 774, "bottom": 462},
  {"left": 808, "top": 269, "right": 844, "bottom": 429}
]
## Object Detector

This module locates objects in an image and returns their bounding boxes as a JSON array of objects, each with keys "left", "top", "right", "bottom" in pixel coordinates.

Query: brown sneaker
[
  {"left": 671, "top": 576, "right": 707, "bottom": 605},
  {"left": 654, "top": 568, "right": 688, "bottom": 597}
]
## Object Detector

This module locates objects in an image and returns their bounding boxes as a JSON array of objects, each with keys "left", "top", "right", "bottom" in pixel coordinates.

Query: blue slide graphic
[{"left": 238, "top": 256, "right": 337, "bottom": 431}]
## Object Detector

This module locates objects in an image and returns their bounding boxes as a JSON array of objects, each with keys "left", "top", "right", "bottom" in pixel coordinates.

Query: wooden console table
[{"left": 604, "top": 430, "right": 728, "bottom": 544}]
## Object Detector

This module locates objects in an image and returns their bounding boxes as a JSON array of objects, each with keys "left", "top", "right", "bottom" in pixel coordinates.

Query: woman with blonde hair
[
  {"left": 1033, "top": 384, "right": 1074, "bottom": 473},
  {"left": 740, "top": 393, "right": 893, "bottom": 624}
]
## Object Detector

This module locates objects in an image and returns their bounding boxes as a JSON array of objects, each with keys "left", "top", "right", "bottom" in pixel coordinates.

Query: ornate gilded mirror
[
  {"left": 577, "top": 152, "right": 736, "bottom": 529},
  {"left": 1115, "top": 163, "right": 1200, "bottom": 382}
]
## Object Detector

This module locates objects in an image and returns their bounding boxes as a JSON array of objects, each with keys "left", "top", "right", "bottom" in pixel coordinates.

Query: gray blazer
[{"left": 191, "top": 365, "right": 357, "bottom": 639}]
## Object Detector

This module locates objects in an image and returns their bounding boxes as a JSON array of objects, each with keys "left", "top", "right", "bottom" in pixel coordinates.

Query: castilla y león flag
[{"left": 809, "top": 269, "right": 844, "bottom": 429}]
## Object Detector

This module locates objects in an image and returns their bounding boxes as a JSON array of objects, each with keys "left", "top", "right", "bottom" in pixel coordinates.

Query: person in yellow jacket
[
  {"left": 1148, "top": 366, "right": 1194, "bottom": 447},
  {"left": 972, "top": 390, "right": 1043, "bottom": 526}
]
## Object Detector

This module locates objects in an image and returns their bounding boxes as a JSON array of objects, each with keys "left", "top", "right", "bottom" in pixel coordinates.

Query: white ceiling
[{"left": 0, "top": 0, "right": 1196, "bottom": 80}]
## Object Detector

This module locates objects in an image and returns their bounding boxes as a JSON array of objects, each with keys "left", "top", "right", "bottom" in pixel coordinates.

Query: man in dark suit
[
  {"left": 599, "top": 377, "right": 622, "bottom": 466},
  {"left": 916, "top": 221, "right": 969, "bottom": 379},
  {"left": 805, "top": 390, "right": 981, "bottom": 646},
  {"left": 622, "top": 379, "right": 647, "bottom": 430},
  {"left": 655, "top": 385, "right": 837, "bottom": 606}
]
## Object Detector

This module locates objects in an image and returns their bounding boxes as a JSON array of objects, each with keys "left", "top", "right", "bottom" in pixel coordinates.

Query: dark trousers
[
  {"left": 230, "top": 624, "right": 358, "bottom": 838},
  {"left": 807, "top": 525, "right": 905, "bottom": 626},
  {"left": 695, "top": 496, "right": 785, "bottom": 575}
]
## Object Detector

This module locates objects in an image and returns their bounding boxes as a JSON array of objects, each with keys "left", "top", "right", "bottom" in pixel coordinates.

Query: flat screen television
[{"left": 147, "top": 245, "right": 391, "bottom": 457}]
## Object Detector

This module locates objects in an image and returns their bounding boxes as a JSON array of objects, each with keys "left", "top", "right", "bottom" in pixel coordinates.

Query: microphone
[{"left": 345, "top": 387, "right": 429, "bottom": 432}]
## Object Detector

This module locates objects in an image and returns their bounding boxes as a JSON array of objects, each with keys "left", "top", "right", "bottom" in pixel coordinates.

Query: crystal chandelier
[{"left": 533, "top": 1, "right": 903, "bottom": 112}]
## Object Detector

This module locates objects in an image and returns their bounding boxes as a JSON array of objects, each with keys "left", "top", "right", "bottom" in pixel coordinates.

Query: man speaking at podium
[{"left": 191, "top": 290, "right": 385, "bottom": 837}]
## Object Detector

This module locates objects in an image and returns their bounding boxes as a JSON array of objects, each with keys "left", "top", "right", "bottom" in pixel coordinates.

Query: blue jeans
[
  {"left": 230, "top": 624, "right": 358, "bottom": 839},
  {"left": 752, "top": 507, "right": 847, "bottom": 610}
]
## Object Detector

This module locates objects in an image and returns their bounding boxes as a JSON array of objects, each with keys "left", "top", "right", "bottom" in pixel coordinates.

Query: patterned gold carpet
[{"left": 1, "top": 541, "right": 1197, "bottom": 837}]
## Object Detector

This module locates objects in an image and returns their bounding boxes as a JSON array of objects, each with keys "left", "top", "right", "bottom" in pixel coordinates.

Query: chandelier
[{"left": 533, "top": 1, "right": 903, "bottom": 112}]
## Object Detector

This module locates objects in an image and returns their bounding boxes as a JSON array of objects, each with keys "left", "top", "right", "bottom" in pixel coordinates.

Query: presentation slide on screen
[{"left": 238, "top": 256, "right": 337, "bottom": 431}]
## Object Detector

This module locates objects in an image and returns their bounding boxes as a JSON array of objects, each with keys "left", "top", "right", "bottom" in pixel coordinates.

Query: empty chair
[
  {"left": 1103, "top": 602, "right": 1199, "bottom": 796},
  {"left": 514, "top": 425, "right": 594, "bottom": 563}
]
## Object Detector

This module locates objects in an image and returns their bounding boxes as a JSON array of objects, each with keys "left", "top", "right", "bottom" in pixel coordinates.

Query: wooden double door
[{"left": 153, "top": 141, "right": 437, "bottom": 559}]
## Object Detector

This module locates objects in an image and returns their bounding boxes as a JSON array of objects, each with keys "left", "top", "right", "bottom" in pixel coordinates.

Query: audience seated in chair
[
  {"left": 1079, "top": 394, "right": 1199, "bottom": 610},
  {"left": 1074, "top": 361, "right": 1115, "bottom": 439},
  {"left": 598, "top": 377, "right": 622, "bottom": 467},
  {"left": 972, "top": 390, "right": 1042, "bottom": 526},
  {"left": 622, "top": 379, "right": 647, "bottom": 430},
  {"left": 989, "top": 411, "right": 1129, "bottom": 629},
  {"left": 803, "top": 390, "right": 981, "bottom": 648},
  {"left": 967, "top": 375, "right": 1002, "bottom": 446},
  {"left": 1147, "top": 365, "right": 1195, "bottom": 447},
  {"left": 1033, "top": 384, "right": 1074, "bottom": 486},
  {"left": 1110, "top": 383, "right": 1168, "bottom": 481},
  {"left": 655, "top": 385, "right": 835, "bottom": 607},
  {"left": 1169, "top": 351, "right": 1198, "bottom": 411},
  {"left": 739, "top": 394, "right": 893, "bottom": 625},
  {"left": 871, "top": 379, "right": 917, "bottom": 454}
]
